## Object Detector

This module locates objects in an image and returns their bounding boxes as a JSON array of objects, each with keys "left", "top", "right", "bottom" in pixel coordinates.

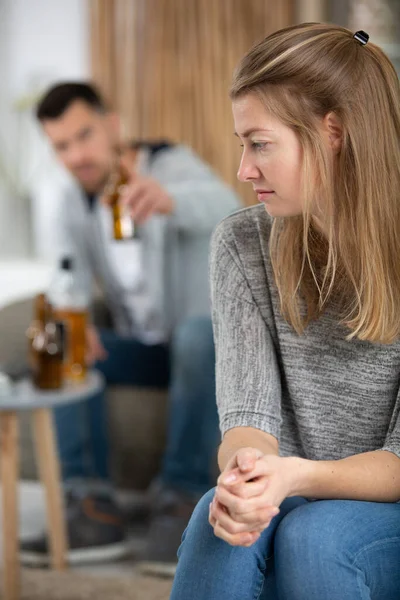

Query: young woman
[{"left": 170, "top": 22, "right": 400, "bottom": 600}]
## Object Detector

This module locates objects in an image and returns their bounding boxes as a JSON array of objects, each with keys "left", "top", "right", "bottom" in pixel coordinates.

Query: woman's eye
[
  {"left": 238, "top": 142, "right": 269, "bottom": 150},
  {"left": 251, "top": 142, "right": 268, "bottom": 150}
]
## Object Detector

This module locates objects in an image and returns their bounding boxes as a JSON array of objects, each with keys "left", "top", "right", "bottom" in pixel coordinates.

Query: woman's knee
[
  {"left": 275, "top": 499, "right": 363, "bottom": 565},
  {"left": 187, "top": 487, "right": 216, "bottom": 527},
  {"left": 178, "top": 488, "right": 216, "bottom": 556}
]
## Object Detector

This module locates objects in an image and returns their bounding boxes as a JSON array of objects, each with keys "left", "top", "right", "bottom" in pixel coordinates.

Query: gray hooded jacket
[{"left": 51, "top": 144, "right": 241, "bottom": 341}]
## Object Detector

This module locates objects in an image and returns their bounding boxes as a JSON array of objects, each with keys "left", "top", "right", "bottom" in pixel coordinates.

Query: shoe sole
[
  {"left": 137, "top": 560, "right": 177, "bottom": 578},
  {"left": 20, "top": 541, "right": 132, "bottom": 567}
]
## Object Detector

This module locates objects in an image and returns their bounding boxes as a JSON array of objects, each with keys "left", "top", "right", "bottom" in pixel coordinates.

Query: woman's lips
[{"left": 255, "top": 189, "right": 275, "bottom": 201}]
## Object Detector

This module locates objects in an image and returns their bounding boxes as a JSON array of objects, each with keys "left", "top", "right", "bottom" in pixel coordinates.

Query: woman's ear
[{"left": 323, "top": 111, "right": 343, "bottom": 153}]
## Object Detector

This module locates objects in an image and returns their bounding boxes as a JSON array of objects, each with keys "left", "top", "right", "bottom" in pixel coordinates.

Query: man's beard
[{"left": 73, "top": 166, "right": 111, "bottom": 195}]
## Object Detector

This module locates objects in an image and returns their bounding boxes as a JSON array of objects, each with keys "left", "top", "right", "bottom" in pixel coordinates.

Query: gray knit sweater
[{"left": 210, "top": 204, "right": 400, "bottom": 460}]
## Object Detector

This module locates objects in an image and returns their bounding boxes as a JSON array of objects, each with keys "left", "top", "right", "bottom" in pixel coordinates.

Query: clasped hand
[{"left": 209, "top": 448, "right": 293, "bottom": 547}]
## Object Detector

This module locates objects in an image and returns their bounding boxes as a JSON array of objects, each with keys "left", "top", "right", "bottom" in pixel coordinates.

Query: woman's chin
[{"left": 261, "top": 202, "right": 302, "bottom": 219}]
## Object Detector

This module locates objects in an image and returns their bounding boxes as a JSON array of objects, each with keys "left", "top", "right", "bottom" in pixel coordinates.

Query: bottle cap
[{"left": 60, "top": 257, "right": 73, "bottom": 271}]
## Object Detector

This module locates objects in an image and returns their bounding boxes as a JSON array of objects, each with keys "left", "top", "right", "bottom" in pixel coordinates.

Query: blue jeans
[
  {"left": 170, "top": 488, "right": 400, "bottom": 600},
  {"left": 53, "top": 316, "right": 219, "bottom": 497}
]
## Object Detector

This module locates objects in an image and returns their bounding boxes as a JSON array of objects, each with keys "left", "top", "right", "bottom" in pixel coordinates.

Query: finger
[
  {"left": 219, "top": 456, "right": 273, "bottom": 487},
  {"left": 213, "top": 521, "right": 261, "bottom": 547},
  {"left": 134, "top": 196, "right": 158, "bottom": 224},
  {"left": 97, "top": 348, "right": 108, "bottom": 361},
  {"left": 85, "top": 351, "right": 104, "bottom": 366},
  {"left": 218, "top": 466, "right": 263, "bottom": 488},
  {"left": 94, "top": 342, "right": 108, "bottom": 360},
  {"left": 229, "top": 508, "right": 279, "bottom": 527},
  {"left": 209, "top": 500, "right": 229, "bottom": 530},
  {"left": 209, "top": 503, "right": 217, "bottom": 528},
  {"left": 131, "top": 195, "right": 158, "bottom": 224},
  {"left": 85, "top": 352, "right": 95, "bottom": 367},
  {"left": 226, "top": 477, "right": 268, "bottom": 499},
  {"left": 218, "top": 500, "right": 279, "bottom": 528},
  {"left": 212, "top": 500, "right": 267, "bottom": 534},
  {"left": 236, "top": 447, "right": 264, "bottom": 473},
  {"left": 218, "top": 467, "right": 243, "bottom": 486},
  {"left": 213, "top": 495, "right": 278, "bottom": 531},
  {"left": 215, "top": 485, "right": 278, "bottom": 517},
  {"left": 210, "top": 497, "right": 227, "bottom": 522},
  {"left": 121, "top": 181, "right": 148, "bottom": 209},
  {"left": 85, "top": 343, "right": 96, "bottom": 365}
]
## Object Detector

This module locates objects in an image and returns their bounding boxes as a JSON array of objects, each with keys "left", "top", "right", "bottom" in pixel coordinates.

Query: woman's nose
[{"left": 237, "top": 152, "right": 260, "bottom": 182}]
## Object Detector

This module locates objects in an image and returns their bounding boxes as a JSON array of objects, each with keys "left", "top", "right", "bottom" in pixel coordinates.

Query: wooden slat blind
[{"left": 90, "top": 0, "right": 294, "bottom": 205}]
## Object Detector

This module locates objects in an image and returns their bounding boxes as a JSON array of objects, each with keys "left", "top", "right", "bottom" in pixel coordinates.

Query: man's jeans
[
  {"left": 170, "top": 489, "right": 400, "bottom": 600},
  {"left": 53, "top": 316, "right": 219, "bottom": 497}
]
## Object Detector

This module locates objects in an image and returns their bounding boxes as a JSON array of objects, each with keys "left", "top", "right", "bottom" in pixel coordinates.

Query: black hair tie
[{"left": 353, "top": 30, "right": 369, "bottom": 45}]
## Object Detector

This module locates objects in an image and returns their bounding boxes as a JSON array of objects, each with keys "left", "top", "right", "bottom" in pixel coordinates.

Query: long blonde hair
[{"left": 231, "top": 23, "right": 400, "bottom": 343}]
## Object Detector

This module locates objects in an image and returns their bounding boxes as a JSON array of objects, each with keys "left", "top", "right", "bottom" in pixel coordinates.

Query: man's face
[{"left": 42, "top": 100, "right": 118, "bottom": 194}]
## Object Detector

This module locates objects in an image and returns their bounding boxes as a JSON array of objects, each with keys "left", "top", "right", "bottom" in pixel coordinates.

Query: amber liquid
[
  {"left": 112, "top": 202, "right": 126, "bottom": 240},
  {"left": 27, "top": 320, "right": 42, "bottom": 371},
  {"left": 26, "top": 293, "right": 47, "bottom": 372},
  {"left": 53, "top": 308, "right": 88, "bottom": 382},
  {"left": 105, "top": 166, "right": 136, "bottom": 240},
  {"left": 32, "top": 315, "right": 63, "bottom": 391},
  {"left": 33, "top": 349, "right": 63, "bottom": 390}
]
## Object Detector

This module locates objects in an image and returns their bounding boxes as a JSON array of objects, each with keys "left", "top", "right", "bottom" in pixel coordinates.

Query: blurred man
[{"left": 21, "top": 82, "right": 240, "bottom": 575}]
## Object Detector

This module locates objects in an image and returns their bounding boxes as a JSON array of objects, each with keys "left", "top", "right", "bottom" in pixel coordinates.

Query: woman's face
[{"left": 232, "top": 93, "right": 304, "bottom": 218}]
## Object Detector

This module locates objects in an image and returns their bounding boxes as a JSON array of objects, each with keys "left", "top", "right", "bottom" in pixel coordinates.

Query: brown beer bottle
[
  {"left": 32, "top": 304, "right": 63, "bottom": 390},
  {"left": 26, "top": 293, "right": 47, "bottom": 372},
  {"left": 104, "top": 163, "right": 138, "bottom": 240}
]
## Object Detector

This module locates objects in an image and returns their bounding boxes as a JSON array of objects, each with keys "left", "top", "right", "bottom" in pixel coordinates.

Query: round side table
[{"left": 0, "top": 370, "right": 105, "bottom": 600}]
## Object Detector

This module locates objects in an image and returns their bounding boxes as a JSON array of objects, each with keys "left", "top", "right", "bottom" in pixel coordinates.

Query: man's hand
[
  {"left": 209, "top": 447, "right": 296, "bottom": 548},
  {"left": 119, "top": 175, "right": 174, "bottom": 225},
  {"left": 101, "top": 148, "right": 174, "bottom": 225},
  {"left": 86, "top": 324, "right": 108, "bottom": 366}
]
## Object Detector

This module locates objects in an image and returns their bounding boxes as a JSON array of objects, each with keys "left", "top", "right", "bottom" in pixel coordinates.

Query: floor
[{"left": 0, "top": 480, "right": 148, "bottom": 578}]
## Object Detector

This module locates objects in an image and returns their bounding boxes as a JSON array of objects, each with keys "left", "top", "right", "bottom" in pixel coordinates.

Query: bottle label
[
  {"left": 53, "top": 309, "right": 87, "bottom": 382},
  {"left": 121, "top": 213, "right": 135, "bottom": 238}
]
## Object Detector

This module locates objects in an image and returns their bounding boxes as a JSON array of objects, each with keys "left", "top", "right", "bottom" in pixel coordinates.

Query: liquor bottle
[
  {"left": 49, "top": 257, "right": 88, "bottom": 383},
  {"left": 26, "top": 293, "right": 47, "bottom": 372},
  {"left": 32, "top": 304, "right": 63, "bottom": 390},
  {"left": 103, "top": 162, "right": 138, "bottom": 240}
]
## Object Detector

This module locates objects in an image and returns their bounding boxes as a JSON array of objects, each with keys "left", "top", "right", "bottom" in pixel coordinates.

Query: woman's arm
[
  {"left": 211, "top": 446, "right": 400, "bottom": 548},
  {"left": 291, "top": 449, "right": 400, "bottom": 503}
]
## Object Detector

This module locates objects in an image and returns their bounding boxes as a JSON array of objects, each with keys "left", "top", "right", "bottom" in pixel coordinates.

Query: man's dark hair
[{"left": 36, "top": 82, "right": 107, "bottom": 121}]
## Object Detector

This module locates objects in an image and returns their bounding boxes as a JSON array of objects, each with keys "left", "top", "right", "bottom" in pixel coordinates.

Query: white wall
[{"left": 0, "top": 0, "right": 89, "bottom": 259}]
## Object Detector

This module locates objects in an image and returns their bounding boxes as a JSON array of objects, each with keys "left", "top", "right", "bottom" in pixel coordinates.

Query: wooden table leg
[
  {"left": 32, "top": 408, "right": 67, "bottom": 570},
  {"left": 0, "top": 411, "right": 20, "bottom": 600}
]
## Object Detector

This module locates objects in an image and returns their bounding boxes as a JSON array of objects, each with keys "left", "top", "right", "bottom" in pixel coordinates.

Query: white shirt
[{"left": 97, "top": 149, "right": 167, "bottom": 344}]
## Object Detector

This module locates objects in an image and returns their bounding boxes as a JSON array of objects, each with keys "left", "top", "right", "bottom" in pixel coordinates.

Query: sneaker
[
  {"left": 20, "top": 491, "right": 132, "bottom": 567},
  {"left": 137, "top": 488, "right": 198, "bottom": 578}
]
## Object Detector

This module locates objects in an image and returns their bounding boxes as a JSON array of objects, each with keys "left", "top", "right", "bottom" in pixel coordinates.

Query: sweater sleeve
[
  {"left": 381, "top": 385, "right": 400, "bottom": 459},
  {"left": 150, "top": 145, "right": 241, "bottom": 234},
  {"left": 210, "top": 220, "right": 282, "bottom": 440}
]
